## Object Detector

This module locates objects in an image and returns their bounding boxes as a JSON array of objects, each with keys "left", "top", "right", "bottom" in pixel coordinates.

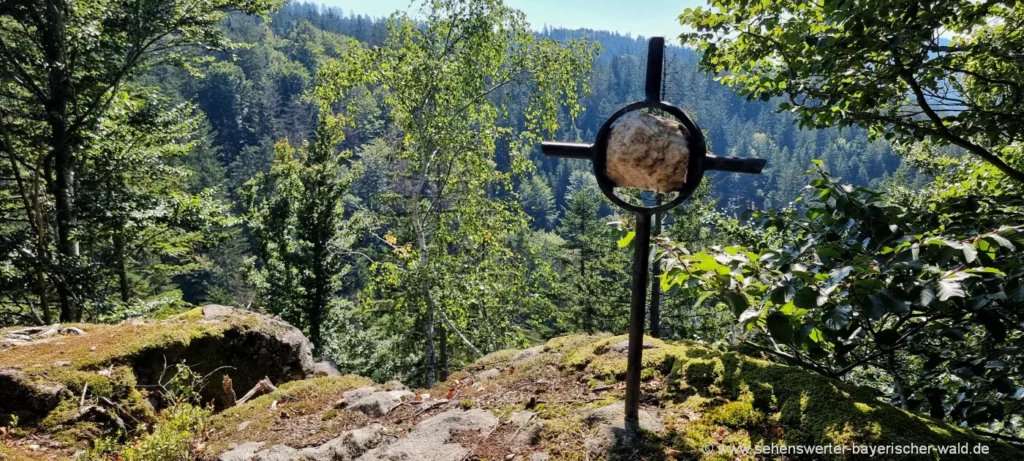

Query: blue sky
[{"left": 318, "top": 0, "right": 706, "bottom": 40}]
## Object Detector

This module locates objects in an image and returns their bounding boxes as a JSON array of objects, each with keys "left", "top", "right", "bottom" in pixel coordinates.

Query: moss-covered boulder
[
  {"left": 548, "top": 335, "right": 1022, "bottom": 460},
  {"left": 0, "top": 305, "right": 315, "bottom": 453}
]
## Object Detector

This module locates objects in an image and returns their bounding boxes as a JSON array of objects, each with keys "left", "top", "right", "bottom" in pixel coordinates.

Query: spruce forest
[{"left": 1, "top": 0, "right": 1023, "bottom": 453}]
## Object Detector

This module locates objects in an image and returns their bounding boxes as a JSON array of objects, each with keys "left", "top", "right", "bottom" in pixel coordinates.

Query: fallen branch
[
  {"left": 99, "top": 396, "right": 140, "bottom": 432},
  {"left": 236, "top": 377, "right": 278, "bottom": 405},
  {"left": 502, "top": 413, "right": 536, "bottom": 449},
  {"left": 400, "top": 399, "right": 449, "bottom": 423},
  {"left": 972, "top": 428, "right": 1024, "bottom": 447},
  {"left": 79, "top": 382, "right": 89, "bottom": 407}
]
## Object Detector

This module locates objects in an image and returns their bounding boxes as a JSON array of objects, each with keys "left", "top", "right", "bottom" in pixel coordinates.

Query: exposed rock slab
[
  {"left": 512, "top": 346, "right": 544, "bottom": 364},
  {"left": 1, "top": 305, "right": 316, "bottom": 427},
  {"left": 133, "top": 305, "right": 316, "bottom": 408},
  {"left": 606, "top": 112, "right": 690, "bottom": 193},
  {"left": 302, "top": 424, "right": 387, "bottom": 460},
  {"left": 219, "top": 442, "right": 265, "bottom": 461},
  {"left": 357, "top": 408, "right": 498, "bottom": 461},
  {"left": 313, "top": 359, "right": 342, "bottom": 377},
  {"left": 342, "top": 387, "right": 414, "bottom": 417},
  {"left": 220, "top": 424, "right": 388, "bottom": 461},
  {"left": 583, "top": 402, "right": 664, "bottom": 458},
  {"left": 475, "top": 367, "right": 502, "bottom": 381},
  {"left": 507, "top": 411, "right": 543, "bottom": 447}
]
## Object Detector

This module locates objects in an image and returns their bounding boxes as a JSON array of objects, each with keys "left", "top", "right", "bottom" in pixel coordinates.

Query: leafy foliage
[
  {"left": 315, "top": 0, "right": 596, "bottom": 386},
  {"left": 82, "top": 403, "right": 211, "bottom": 461},
  {"left": 0, "top": 0, "right": 281, "bottom": 321},
  {"left": 680, "top": 0, "right": 1024, "bottom": 181},
  {"left": 661, "top": 162, "right": 1024, "bottom": 431}
]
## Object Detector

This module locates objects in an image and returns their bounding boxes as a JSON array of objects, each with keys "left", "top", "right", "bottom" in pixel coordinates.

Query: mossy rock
[
  {"left": 0, "top": 305, "right": 315, "bottom": 448},
  {"left": 203, "top": 375, "right": 373, "bottom": 456},
  {"left": 541, "top": 335, "right": 1022, "bottom": 460}
]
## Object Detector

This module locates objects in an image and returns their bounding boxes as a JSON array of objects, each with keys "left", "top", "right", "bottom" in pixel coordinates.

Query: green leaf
[
  {"left": 938, "top": 277, "right": 966, "bottom": 301},
  {"left": 986, "top": 233, "right": 1014, "bottom": 250},
  {"left": 793, "top": 287, "right": 819, "bottom": 309},
  {"left": 871, "top": 290, "right": 910, "bottom": 315},
  {"left": 766, "top": 313, "right": 794, "bottom": 343},
  {"left": 994, "top": 377, "right": 1017, "bottom": 394},
  {"left": 961, "top": 243, "right": 977, "bottom": 263},
  {"left": 738, "top": 307, "right": 763, "bottom": 325},
  {"left": 796, "top": 320, "right": 824, "bottom": 344},
  {"left": 918, "top": 285, "right": 935, "bottom": 307},
  {"left": 724, "top": 291, "right": 749, "bottom": 317},
  {"left": 617, "top": 231, "right": 635, "bottom": 248},
  {"left": 693, "top": 291, "right": 715, "bottom": 308},
  {"left": 822, "top": 304, "right": 853, "bottom": 330},
  {"left": 828, "top": 266, "right": 854, "bottom": 286},
  {"left": 770, "top": 285, "right": 795, "bottom": 305}
]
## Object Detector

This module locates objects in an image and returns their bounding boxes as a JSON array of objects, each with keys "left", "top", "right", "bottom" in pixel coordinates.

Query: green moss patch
[
  {"left": 0, "top": 311, "right": 234, "bottom": 373},
  {"left": 204, "top": 375, "right": 372, "bottom": 455}
]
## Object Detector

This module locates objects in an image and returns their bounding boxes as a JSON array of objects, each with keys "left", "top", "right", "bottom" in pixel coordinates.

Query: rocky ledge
[{"left": 2, "top": 314, "right": 1022, "bottom": 461}]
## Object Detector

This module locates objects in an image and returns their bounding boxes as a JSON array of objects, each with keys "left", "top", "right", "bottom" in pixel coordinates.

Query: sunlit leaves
[
  {"left": 723, "top": 291, "right": 749, "bottom": 316},
  {"left": 617, "top": 231, "right": 635, "bottom": 248},
  {"left": 315, "top": 0, "right": 596, "bottom": 383},
  {"left": 822, "top": 304, "right": 852, "bottom": 331},
  {"left": 937, "top": 272, "right": 969, "bottom": 301},
  {"left": 678, "top": 0, "right": 1024, "bottom": 181},
  {"left": 655, "top": 163, "right": 1024, "bottom": 429}
]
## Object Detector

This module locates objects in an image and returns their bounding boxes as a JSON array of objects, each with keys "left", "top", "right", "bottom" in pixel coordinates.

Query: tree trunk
[
  {"left": 309, "top": 225, "right": 327, "bottom": 356},
  {"left": 888, "top": 353, "right": 910, "bottom": 409},
  {"left": 115, "top": 233, "right": 130, "bottom": 304},
  {"left": 423, "top": 284, "right": 436, "bottom": 388},
  {"left": 308, "top": 260, "right": 324, "bottom": 356},
  {"left": 415, "top": 211, "right": 436, "bottom": 388},
  {"left": 649, "top": 197, "right": 663, "bottom": 338},
  {"left": 580, "top": 245, "right": 593, "bottom": 333},
  {"left": 439, "top": 323, "right": 448, "bottom": 382},
  {"left": 2, "top": 144, "right": 52, "bottom": 324},
  {"left": 42, "top": 0, "right": 80, "bottom": 322}
]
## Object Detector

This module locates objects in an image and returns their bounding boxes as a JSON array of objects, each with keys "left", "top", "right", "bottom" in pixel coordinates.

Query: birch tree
[{"left": 322, "top": 0, "right": 595, "bottom": 386}]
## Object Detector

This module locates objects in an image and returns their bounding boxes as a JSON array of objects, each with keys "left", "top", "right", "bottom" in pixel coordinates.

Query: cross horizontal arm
[
  {"left": 704, "top": 155, "right": 767, "bottom": 175},
  {"left": 541, "top": 142, "right": 593, "bottom": 160}
]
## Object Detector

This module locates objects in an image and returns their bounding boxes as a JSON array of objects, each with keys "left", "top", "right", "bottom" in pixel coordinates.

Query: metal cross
[{"left": 540, "top": 36, "right": 766, "bottom": 426}]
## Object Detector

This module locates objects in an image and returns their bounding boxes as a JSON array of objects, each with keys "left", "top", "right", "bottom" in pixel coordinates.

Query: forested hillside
[
  {"left": 2, "top": 0, "right": 1022, "bottom": 453},
  {"left": 0, "top": 0, "right": 906, "bottom": 367},
  {"left": 191, "top": 2, "right": 904, "bottom": 213}
]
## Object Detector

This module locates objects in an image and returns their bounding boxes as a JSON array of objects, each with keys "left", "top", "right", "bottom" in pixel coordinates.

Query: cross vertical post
[
  {"left": 644, "top": 37, "right": 664, "bottom": 104},
  {"left": 624, "top": 212, "right": 652, "bottom": 425}
]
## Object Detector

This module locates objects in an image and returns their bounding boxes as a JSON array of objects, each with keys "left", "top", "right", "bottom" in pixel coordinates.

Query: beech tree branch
[{"left": 898, "top": 66, "right": 1024, "bottom": 182}]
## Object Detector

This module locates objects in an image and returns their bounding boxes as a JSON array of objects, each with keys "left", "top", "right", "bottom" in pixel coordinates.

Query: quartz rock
[{"left": 606, "top": 112, "right": 690, "bottom": 193}]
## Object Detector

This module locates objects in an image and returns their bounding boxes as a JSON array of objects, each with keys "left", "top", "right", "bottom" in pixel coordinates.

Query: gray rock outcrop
[{"left": 583, "top": 402, "right": 664, "bottom": 458}]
